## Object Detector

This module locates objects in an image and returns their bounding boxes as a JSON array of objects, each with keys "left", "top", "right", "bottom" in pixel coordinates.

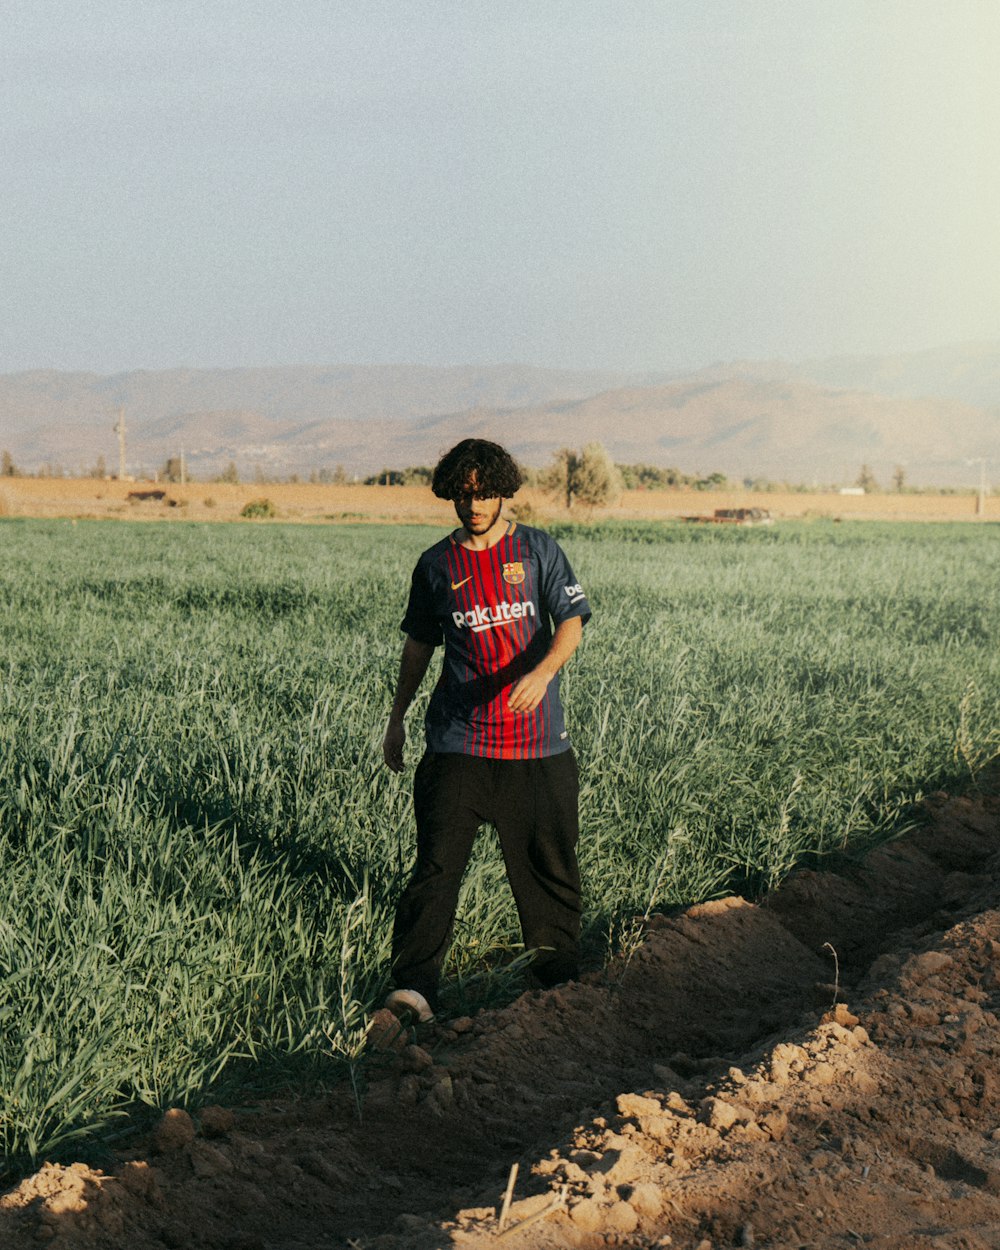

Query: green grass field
[{"left": 2, "top": 516, "right": 999, "bottom": 1169}]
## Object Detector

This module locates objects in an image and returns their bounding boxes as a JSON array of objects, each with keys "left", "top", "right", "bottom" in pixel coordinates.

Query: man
[{"left": 382, "top": 438, "right": 591, "bottom": 1023}]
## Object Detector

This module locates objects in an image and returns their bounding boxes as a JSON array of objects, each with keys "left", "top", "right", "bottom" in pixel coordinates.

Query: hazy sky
[{"left": 3, "top": 1, "right": 998, "bottom": 375}]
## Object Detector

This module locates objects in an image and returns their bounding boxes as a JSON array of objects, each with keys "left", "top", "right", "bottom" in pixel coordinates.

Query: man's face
[{"left": 453, "top": 476, "right": 502, "bottom": 535}]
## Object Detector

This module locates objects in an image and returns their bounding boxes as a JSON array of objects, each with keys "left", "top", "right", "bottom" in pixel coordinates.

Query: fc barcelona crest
[{"left": 502, "top": 561, "right": 525, "bottom": 585}]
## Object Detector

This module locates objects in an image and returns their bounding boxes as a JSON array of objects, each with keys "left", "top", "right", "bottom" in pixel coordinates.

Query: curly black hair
[{"left": 431, "top": 439, "right": 523, "bottom": 500}]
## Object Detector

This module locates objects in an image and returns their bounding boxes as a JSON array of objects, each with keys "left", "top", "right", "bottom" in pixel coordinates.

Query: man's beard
[{"left": 460, "top": 499, "right": 502, "bottom": 533}]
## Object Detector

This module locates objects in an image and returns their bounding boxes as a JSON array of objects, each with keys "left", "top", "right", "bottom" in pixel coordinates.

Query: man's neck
[{"left": 459, "top": 516, "right": 509, "bottom": 551}]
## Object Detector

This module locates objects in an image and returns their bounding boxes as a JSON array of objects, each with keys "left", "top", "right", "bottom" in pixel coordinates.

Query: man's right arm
[{"left": 382, "top": 636, "right": 435, "bottom": 772}]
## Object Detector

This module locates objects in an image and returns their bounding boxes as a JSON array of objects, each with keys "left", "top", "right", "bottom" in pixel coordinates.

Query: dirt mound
[{"left": 3, "top": 788, "right": 1000, "bottom": 1250}]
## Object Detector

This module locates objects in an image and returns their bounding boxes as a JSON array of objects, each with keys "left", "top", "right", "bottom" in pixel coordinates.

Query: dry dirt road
[{"left": 3, "top": 784, "right": 1000, "bottom": 1250}]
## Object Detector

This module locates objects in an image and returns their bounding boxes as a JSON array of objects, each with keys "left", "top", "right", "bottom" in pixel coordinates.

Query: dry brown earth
[
  {"left": 3, "top": 783, "right": 1000, "bottom": 1249},
  {"left": 0, "top": 477, "right": 994, "bottom": 525}
]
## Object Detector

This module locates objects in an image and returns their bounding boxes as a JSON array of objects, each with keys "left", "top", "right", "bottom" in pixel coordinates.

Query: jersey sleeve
[
  {"left": 400, "top": 559, "right": 443, "bottom": 646},
  {"left": 538, "top": 533, "right": 592, "bottom": 627}
]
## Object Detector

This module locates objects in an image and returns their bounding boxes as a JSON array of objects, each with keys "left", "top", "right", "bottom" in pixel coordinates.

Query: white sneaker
[{"left": 384, "top": 988, "right": 435, "bottom": 1024}]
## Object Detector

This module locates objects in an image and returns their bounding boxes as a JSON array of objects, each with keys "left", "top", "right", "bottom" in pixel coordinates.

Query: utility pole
[
  {"left": 968, "top": 457, "right": 988, "bottom": 518},
  {"left": 114, "top": 407, "right": 127, "bottom": 481}
]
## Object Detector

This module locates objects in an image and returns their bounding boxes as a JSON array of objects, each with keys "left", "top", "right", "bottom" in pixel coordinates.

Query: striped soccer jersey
[{"left": 401, "top": 522, "right": 591, "bottom": 759}]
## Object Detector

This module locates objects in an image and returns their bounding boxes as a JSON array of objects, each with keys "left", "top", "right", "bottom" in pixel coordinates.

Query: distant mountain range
[{"left": 1, "top": 343, "right": 998, "bottom": 487}]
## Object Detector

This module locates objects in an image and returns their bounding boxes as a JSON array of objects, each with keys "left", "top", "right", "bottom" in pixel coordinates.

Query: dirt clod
[
  {"left": 198, "top": 1105, "right": 236, "bottom": 1138},
  {"left": 151, "top": 1110, "right": 195, "bottom": 1154}
]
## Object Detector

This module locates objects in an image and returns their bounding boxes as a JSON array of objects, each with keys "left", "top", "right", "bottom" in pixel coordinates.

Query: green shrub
[{"left": 240, "top": 497, "right": 277, "bottom": 519}]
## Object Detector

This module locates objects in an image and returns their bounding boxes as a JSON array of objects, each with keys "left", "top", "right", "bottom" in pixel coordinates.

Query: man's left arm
[{"left": 507, "top": 615, "right": 583, "bottom": 714}]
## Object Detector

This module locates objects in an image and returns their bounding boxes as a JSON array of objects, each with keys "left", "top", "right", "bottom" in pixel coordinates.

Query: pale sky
[{"left": 2, "top": 0, "right": 999, "bottom": 375}]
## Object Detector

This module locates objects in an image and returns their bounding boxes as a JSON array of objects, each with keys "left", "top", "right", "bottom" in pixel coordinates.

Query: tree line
[
  {"left": 0, "top": 444, "right": 978, "bottom": 498},
  {"left": 363, "top": 445, "right": 731, "bottom": 509}
]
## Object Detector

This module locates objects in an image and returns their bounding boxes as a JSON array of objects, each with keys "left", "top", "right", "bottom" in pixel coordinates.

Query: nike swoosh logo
[{"left": 451, "top": 576, "right": 473, "bottom": 590}]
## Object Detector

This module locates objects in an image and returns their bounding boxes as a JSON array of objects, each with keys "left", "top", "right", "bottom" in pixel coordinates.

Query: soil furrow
[{"left": 3, "top": 786, "right": 999, "bottom": 1250}]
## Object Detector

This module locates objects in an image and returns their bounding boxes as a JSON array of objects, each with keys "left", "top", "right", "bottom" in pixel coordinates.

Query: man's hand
[
  {"left": 507, "top": 616, "right": 583, "bottom": 714},
  {"left": 383, "top": 719, "right": 406, "bottom": 772},
  {"left": 507, "top": 667, "right": 554, "bottom": 714},
  {"left": 383, "top": 637, "right": 434, "bottom": 772}
]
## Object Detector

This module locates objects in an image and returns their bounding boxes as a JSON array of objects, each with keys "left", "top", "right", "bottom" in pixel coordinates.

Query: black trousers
[{"left": 391, "top": 750, "right": 582, "bottom": 1008}]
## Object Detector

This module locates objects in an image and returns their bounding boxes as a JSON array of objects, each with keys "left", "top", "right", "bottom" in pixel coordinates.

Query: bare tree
[{"left": 856, "top": 464, "right": 879, "bottom": 493}]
